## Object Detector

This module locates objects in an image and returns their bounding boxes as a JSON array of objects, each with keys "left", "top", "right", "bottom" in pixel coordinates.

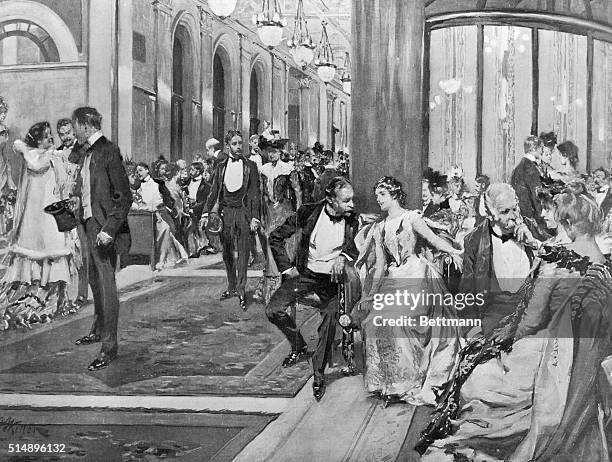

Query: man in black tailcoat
[
  {"left": 69, "top": 107, "right": 132, "bottom": 371},
  {"left": 266, "top": 177, "right": 359, "bottom": 401},
  {"left": 205, "top": 130, "right": 261, "bottom": 310}
]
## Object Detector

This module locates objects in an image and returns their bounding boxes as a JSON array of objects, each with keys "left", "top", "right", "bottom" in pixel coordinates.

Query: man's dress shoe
[
  {"left": 220, "top": 290, "right": 237, "bottom": 301},
  {"left": 88, "top": 352, "right": 117, "bottom": 371},
  {"left": 313, "top": 379, "right": 326, "bottom": 402},
  {"left": 75, "top": 334, "right": 100, "bottom": 345},
  {"left": 239, "top": 295, "right": 247, "bottom": 311},
  {"left": 282, "top": 346, "right": 310, "bottom": 367}
]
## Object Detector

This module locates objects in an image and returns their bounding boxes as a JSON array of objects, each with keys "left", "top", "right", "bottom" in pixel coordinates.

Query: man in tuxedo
[
  {"left": 57, "top": 118, "right": 89, "bottom": 306},
  {"left": 69, "top": 106, "right": 132, "bottom": 371},
  {"left": 205, "top": 130, "right": 261, "bottom": 310},
  {"left": 266, "top": 177, "right": 359, "bottom": 401},
  {"left": 473, "top": 174, "right": 491, "bottom": 226},
  {"left": 593, "top": 167, "right": 612, "bottom": 217},
  {"left": 185, "top": 162, "right": 210, "bottom": 257},
  {"left": 511, "top": 136, "right": 546, "bottom": 229},
  {"left": 459, "top": 183, "right": 543, "bottom": 336}
]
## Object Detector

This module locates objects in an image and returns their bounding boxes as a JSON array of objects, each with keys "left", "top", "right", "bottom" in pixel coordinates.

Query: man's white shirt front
[
  {"left": 595, "top": 184, "right": 609, "bottom": 207},
  {"left": 491, "top": 224, "right": 530, "bottom": 293},
  {"left": 224, "top": 157, "right": 244, "bottom": 192},
  {"left": 188, "top": 176, "right": 202, "bottom": 200},
  {"left": 82, "top": 131, "right": 103, "bottom": 220},
  {"left": 307, "top": 208, "right": 345, "bottom": 274}
]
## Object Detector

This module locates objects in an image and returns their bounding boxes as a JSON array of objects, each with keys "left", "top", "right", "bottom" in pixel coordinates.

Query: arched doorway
[
  {"left": 249, "top": 70, "right": 259, "bottom": 136},
  {"left": 171, "top": 35, "right": 183, "bottom": 160},
  {"left": 171, "top": 23, "right": 193, "bottom": 161},
  {"left": 213, "top": 53, "right": 225, "bottom": 143}
]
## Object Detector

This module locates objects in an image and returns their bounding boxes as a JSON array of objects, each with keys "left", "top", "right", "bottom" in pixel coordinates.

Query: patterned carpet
[
  {"left": 0, "top": 408, "right": 275, "bottom": 462},
  {"left": 0, "top": 276, "right": 318, "bottom": 396}
]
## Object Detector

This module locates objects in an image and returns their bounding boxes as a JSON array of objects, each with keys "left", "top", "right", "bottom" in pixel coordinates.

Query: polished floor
[{"left": 0, "top": 255, "right": 425, "bottom": 461}]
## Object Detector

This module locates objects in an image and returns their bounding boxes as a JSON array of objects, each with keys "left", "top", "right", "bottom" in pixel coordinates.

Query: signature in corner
[{"left": 0, "top": 416, "right": 49, "bottom": 438}]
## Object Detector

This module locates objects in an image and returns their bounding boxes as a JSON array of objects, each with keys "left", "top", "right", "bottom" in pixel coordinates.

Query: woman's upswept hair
[
  {"left": 374, "top": 176, "right": 407, "bottom": 207},
  {"left": 557, "top": 140, "right": 580, "bottom": 170},
  {"left": 539, "top": 131, "right": 557, "bottom": 149},
  {"left": 25, "top": 121, "right": 51, "bottom": 148},
  {"left": 536, "top": 187, "right": 555, "bottom": 210},
  {"left": 554, "top": 180, "right": 601, "bottom": 236}
]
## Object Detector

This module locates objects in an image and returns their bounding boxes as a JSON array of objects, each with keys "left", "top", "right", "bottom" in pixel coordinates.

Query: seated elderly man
[
  {"left": 459, "top": 183, "right": 546, "bottom": 336},
  {"left": 133, "top": 162, "right": 187, "bottom": 269}
]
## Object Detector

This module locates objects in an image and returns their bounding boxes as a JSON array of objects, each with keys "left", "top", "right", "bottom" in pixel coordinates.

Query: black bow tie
[
  {"left": 491, "top": 227, "right": 514, "bottom": 243},
  {"left": 229, "top": 156, "right": 243, "bottom": 163},
  {"left": 325, "top": 208, "right": 344, "bottom": 223}
]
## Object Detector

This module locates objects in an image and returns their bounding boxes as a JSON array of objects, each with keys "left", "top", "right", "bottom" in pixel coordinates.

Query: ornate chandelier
[
  {"left": 341, "top": 52, "right": 351, "bottom": 94},
  {"left": 252, "top": 0, "right": 287, "bottom": 49},
  {"left": 208, "top": 0, "right": 237, "bottom": 18},
  {"left": 315, "top": 21, "right": 336, "bottom": 83},
  {"left": 287, "top": 0, "right": 315, "bottom": 70}
]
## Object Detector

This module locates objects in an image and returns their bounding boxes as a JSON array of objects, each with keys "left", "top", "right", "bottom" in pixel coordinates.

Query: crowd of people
[
  {"left": 0, "top": 102, "right": 351, "bottom": 329},
  {"left": 1, "top": 96, "right": 611, "bottom": 458},
  {"left": 245, "top": 129, "right": 612, "bottom": 459},
  {"left": 348, "top": 133, "right": 611, "bottom": 460}
]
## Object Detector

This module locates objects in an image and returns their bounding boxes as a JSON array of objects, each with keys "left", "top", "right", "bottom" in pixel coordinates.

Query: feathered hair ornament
[
  {"left": 447, "top": 165, "right": 464, "bottom": 182},
  {"left": 423, "top": 167, "right": 448, "bottom": 190}
]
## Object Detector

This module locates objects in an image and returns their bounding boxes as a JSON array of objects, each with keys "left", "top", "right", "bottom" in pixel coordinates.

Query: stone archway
[
  {"left": 212, "top": 52, "right": 226, "bottom": 143},
  {"left": 213, "top": 33, "right": 240, "bottom": 146},
  {"left": 249, "top": 56, "right": 270, "bottom": 137},
  {"left": 170, "top": 14, "right": 197, "bottom": 160}
]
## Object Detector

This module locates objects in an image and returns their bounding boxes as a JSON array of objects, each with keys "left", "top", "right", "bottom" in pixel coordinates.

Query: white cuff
[{"left": 340, "top": 252, "right": 353, "bottom": 262}]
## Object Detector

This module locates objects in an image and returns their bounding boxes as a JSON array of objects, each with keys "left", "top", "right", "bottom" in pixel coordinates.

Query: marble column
[
  {"left": 318, "top": 84, "right": 328, "bottom": 147},
  {"left": 351, "top": 0, "right": 425, "bottom": 211},
  {"left": 117, "top": 0, "right": 133, "bottom": 157},
  {"left": 200, "top": 10, "right": 213, "bottom": 142},
  {"left": 154, "top": 1, "right": 173, "bottom": 158},
  {"left": 240, "top": 35, "right": 252, "bottom": 137},
  {"left": 87, "top": 0, "right": 114, "bottom": 134},
  {"left": 299, "top": 77, "right": 311, "bottom": 148}
]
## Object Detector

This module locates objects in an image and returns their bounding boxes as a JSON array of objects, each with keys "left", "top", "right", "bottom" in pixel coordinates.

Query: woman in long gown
[
  {"left": 132, "top": 162, "right": 187, "bottom": 270},
  {"left": 356, "top": 177, "right": 463, "bottom": 407},
  {"left": 420, "top": 183, "right": 612, "bottom": 461},
  {"left": 1, "top": 122, "right": 77, "bottom": 327}
]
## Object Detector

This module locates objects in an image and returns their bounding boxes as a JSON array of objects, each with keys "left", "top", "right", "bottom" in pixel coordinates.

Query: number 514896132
[{"left": 8, "top": 443, "right": 66, "bottom": 453}]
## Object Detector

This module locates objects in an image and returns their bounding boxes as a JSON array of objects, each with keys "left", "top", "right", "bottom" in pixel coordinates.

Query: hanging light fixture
[
  {"left": 340, "top": 52, "right": 351, "bottom": 94},
  {"left": 287, "top": 0, "right": 315, "bottom": 70},
  {"left": 252, "top": 0, "right": 287, "bottom": 49},
  {"left": 208, "top": 0, "right": 238, "bottom": 18},
  {"left": 315, "top": 21, "right": 336, "bottom": 83}
]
